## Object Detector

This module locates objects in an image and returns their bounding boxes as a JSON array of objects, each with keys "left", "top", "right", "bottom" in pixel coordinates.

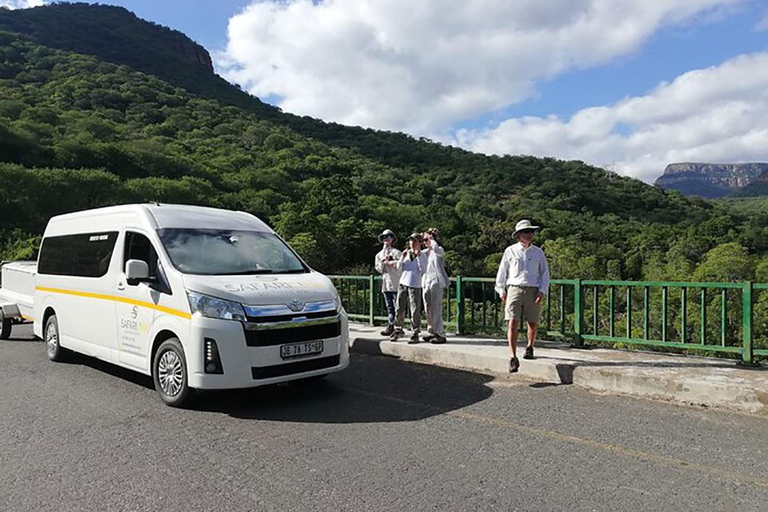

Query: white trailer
[{"left": 0, "top": 261, "right": 37, "bottom": 338}]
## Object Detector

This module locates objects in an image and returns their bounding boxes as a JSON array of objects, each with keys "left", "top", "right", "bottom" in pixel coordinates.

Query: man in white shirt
[
  {"left": 495, "top": 219, "right": 550, "bottom": 373},
  {"left": 374, "top": 229, "right": 402, "bottom": 336}
]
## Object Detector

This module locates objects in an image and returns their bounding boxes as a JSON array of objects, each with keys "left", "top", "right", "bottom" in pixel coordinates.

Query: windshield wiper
[
  {"left": 221, "top": 269, "right": 274, "bottom": 275},
  {"left": 276, "top": 268, "right": 309, "bottom": 274}
]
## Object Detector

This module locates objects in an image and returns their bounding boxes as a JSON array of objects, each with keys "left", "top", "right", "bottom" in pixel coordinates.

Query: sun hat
[
  {"left": 513, "top": 219, "right": 540, "bottom": 238},
  {"left": 378, "top": 229, "right": 397, "bottom": 243}
]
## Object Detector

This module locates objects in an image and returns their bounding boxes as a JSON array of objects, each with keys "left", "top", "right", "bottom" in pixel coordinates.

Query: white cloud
[
  {"left": 0, "top": 0, "right": 47, "bottom": 9},
  {"left": 756, "top": 11, "right": 768, "bottom": 31},
  {"left": 453, "top": 52, "right": 768, "bottom": 182},
  {"left": 219, "top": 0, "right": 739, "bottom": 133}
]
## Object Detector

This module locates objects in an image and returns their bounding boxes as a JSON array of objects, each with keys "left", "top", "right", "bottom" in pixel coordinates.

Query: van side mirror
[{"left": 126, "top": 259, "right": 150, "bottom": 286}]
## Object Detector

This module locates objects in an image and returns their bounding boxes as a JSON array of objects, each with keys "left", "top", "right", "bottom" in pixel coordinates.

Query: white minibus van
[{"left": 33, "top": 204, "right": 349, "bottom": 406}]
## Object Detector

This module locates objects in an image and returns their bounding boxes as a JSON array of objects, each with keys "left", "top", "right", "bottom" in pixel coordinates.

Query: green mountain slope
[{"left": 0, "top": 2, "right": 766, "bottom": 281}]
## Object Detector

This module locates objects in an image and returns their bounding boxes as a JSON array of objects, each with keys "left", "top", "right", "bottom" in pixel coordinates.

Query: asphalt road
[{"left": 3, "top": 323, "right": 768, "bottom": 512}]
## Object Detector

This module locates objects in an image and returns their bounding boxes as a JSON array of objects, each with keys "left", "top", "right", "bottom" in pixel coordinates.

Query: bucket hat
[
  {"left": 378, "top": 229, "right": 397, "bottom": 243},
  {"left": 513, "top": 219, "right": 540, "bottom": 238}
]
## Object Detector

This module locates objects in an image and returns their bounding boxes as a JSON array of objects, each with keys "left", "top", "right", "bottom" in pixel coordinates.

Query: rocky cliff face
[
  {"left": 654, "top": 163, "right": 768, "bottom": 199},
  {"left": 168, "top": 35, "right": 213, "bottom": 73}
]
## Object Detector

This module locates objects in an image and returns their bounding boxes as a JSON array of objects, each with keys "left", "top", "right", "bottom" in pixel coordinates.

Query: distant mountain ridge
[
  {"left": 654, "top": 163, "right": 768, "bottom": 199},
  {"left": 0, "top": 3, "right": 213, "bottom": 72}
]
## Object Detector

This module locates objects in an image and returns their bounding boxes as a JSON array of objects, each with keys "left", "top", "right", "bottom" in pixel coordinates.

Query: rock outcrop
[
  {"left": 654, "top": 163, "right": 768, "bottom": 198},
  {"left": 168, "top": 35, "right": 213, "bottom": 73}
]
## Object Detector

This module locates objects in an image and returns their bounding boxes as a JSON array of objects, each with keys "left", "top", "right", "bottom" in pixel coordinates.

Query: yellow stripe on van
[{"left": 35, "top": 286, "right": 192, "bottom": 320}]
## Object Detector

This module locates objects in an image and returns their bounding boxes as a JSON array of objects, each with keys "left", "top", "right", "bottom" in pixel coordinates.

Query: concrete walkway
[{"left": 350, "top": 323, "right": 768, "bottom": 415}]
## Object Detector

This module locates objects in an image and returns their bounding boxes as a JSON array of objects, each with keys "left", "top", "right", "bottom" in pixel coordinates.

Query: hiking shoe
[
  {"left": 408, "top": 333, "right": 420, "bottom": 344},
  {"left": 380, "top": 325, "right": 395, "bottom": 336},
  {"left": 390, "top": 328, "right": 404, "bottom": 341},
  {"left": 430, "top": 335, "right": 447, "bottom": 345},
  {"left": 422, "top": 334, "right": 435, "bottom": 342},
  {"left": 523, "top": 346, "right": 535, "bottom": 360},
  {"left": 509, "top": 357, "right": 520, "bottom": 373}
]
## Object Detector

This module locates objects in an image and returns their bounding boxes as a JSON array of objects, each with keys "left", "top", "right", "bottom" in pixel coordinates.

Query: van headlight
[
  {"left": 332, "top": 288, "right": 343, "bottom": 313},
  {"left": 187, "top": 291, "right": 246, "bottom": 321}
]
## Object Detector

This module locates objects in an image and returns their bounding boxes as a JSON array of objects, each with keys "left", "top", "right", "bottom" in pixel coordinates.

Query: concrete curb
[{"left": 350, "top": 334, "right": 768, "bottom": 415}]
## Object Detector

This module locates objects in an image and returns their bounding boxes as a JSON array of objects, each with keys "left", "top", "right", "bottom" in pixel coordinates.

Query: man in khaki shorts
[{"left": 495, "top": 219, "right": 550, "bottom": 373}]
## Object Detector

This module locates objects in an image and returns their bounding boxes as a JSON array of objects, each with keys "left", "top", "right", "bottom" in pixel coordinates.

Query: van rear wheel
[
  {"left": 45, "top": 314, "right": 66, "bottom": 361},
  {"left": 0, "top": 309, "right": 11, "bottom": 340},
  {"left": 152, "top": 338, "right": 194, "bottom": 407}
]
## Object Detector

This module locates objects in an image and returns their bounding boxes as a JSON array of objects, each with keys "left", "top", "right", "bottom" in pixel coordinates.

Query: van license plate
[{"left": 280, "top": 340, "right": 324, "bottom": 359}]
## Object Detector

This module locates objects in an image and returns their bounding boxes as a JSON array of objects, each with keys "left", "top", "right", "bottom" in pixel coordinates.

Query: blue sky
[{"left": 17, "top": 0, "right": 768, "bottom": 181}]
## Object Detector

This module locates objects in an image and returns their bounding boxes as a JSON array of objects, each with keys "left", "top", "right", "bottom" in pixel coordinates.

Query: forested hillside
[{"left": 1, "top": 3, "right": 767, "bottom": 283}]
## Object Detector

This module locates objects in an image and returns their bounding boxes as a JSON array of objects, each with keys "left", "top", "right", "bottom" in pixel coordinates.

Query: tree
[{"left": 693, "top": 243, "right": 753, "bottom": 283}]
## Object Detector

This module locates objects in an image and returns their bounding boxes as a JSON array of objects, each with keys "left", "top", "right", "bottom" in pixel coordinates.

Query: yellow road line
[
  {"left": 35, "top": 286, "right": 191, "bottom": 320},
  {"left": 347, "top": 387, "right": 768, "bottom": 490}
]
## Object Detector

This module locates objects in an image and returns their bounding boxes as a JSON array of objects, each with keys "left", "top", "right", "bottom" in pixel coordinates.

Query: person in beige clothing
[
  {"left": 495, "top": 219, "right": 550, "bottom": 373},
  {"left": 374, "top": 229, "right": 402, "bottom": 336},
  {"left": 421, "top": 228, "right": 449, "bottom": 344}
]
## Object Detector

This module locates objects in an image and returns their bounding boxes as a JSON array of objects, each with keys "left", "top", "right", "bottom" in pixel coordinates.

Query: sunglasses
[{"left": 519, "top": 229, "right": 535, "bottom": 235}]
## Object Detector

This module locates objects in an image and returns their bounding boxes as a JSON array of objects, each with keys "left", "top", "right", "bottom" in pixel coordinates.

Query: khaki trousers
[
  {"left": 395, "top": 284, "right": 422, "bottom": 333},
  {"left": 423, "top": 284, "right": 445, "bottom": 336}
]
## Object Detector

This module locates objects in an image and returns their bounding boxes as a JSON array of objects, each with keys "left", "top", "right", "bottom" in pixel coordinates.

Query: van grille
[
  {"left": 245, "top": 309, "right": 337, "bottom": 324},
  {"left": 243, "top": 319, "right": 341, "bottom": 347},
  {"left": 251, "top": 355, "right": 340, "bottom": 379}
]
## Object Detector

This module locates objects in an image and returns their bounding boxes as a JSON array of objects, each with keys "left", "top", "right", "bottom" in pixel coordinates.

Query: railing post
[
  {"left": 456, "top": 275, "right": 465, "bottom": 335},
  {"left": 573, "top": 279, "right": 583, "bottom": 348},
  {"left": 368, "top": 275, "right": 375, "bottom": 326},
  {"left": 741, "top": 281, "right": 754, "bottom": 366}
]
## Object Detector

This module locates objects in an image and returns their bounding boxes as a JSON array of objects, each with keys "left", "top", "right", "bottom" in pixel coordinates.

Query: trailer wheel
[
  {"left": 0, "top": 309, "right": 11, "bottom": 340},
  {"left": 45, "top": 314, "right": 66, "bottom": 361}
]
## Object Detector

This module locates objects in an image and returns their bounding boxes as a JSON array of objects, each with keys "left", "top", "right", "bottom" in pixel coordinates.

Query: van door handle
[{"left": 117, "top": 283, "right": 125, "bottom": 291}]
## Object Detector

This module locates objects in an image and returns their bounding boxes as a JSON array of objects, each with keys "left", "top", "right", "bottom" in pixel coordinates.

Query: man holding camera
[
  {"left": 421, "top": 228, "right": 449, "bottom": 344},
  {"left": 495, "top": 219, "right": 550, "bottom": 373},
  {"left": 375, "top": 229, "right": 402, "bottom": 336},
  {"left": 391, "top": 233, "right": 428, "bottom": 343}
]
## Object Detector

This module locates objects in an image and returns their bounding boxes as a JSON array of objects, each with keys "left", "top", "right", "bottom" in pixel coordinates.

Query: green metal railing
[{"left": 331, "top": 275, "right": 768, "bottom": 365}]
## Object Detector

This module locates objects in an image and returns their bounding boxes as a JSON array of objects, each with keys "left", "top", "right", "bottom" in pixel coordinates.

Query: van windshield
[{"left": 157, "top": 229, "right": 308, "bottom": 276}]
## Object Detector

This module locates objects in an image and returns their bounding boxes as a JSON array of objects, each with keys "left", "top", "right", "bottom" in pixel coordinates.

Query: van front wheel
[{"left": 153, "top": 338, "right": 194, "bottom": 407}]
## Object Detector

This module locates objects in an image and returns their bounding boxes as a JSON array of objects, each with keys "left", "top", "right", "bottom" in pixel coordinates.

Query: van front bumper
[{"left": 185, "top": 313, "right": 350, "bottom": 390}]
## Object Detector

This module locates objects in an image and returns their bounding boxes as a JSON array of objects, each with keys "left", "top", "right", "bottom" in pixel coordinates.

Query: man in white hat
[
  {"left": 374, "top": 229, "right": 402, "bottom": 336},
  {"left": 495, "top": 219, "right": 550, "bottom": 373}
]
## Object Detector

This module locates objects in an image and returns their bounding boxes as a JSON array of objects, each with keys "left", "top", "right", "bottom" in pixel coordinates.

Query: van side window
[
  {"left": 124, "top": 232, "right": 158, "bottom": 278},
  {"left": 38, "top": 232, "right": 118, "bottom": 278}
]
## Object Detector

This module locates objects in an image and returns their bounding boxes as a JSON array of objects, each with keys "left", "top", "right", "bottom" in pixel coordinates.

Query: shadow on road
[
  {"left": 193, "top": 354, "right": 495, "bottom": 423},
  {"left": 59, "top": 351, "right": 155, "bottom": 390},
  {"left": 43, "top": 344, "right": 495, "bottom": 423}
]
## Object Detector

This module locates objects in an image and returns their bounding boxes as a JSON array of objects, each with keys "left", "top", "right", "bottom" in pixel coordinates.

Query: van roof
[{"left": 46, "top": 204, "right": 273, "bottom": 233}]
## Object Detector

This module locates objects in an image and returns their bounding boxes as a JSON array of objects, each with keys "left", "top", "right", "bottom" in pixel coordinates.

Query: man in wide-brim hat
[
  {"left": 494, "top": 219, "right": 550, "bottom": 373},
  {"left": 374, "top": 229, "right": 402, "bottom": 336}
]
